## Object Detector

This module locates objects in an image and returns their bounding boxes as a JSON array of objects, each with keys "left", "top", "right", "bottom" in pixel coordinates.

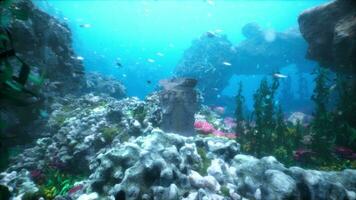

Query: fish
[
  {"left": 156, "top": 52, "right": 164, "bottom": 57},
  {"left": 206, "top": 31, "right": 216, "bottom": 38},
  {"left": 329, "top": 84, "right": 336, "bottom": 91},
  {"left": 147, "top": 58, "right": 155, "bottom": 63},
  {"left": 39, "top": 109, "right": 49, "bottom": 118},
  {"left": 116, "top": 61, "right": 122, "bottom": 68},
  {"left": 76, "top": 56, "right": 84, "bottom": 61},
  {"left": 80, "top": 23, "right": 91, "bottom": 28},
  {"left": 207, "top": 0, "right": 214, "bottom": 6},
  {"left": 146, "top": 80, "right": 152, "bottom": 84},
  {"left": 222, "top": 61, "right": 232, "bottom": 66},
  {"left": 273, "top": 73, "right": 288, "bottom": 78}
]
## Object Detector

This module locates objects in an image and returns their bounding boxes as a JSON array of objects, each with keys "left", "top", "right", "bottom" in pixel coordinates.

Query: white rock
[
  {"left": 254, "top": 188, "right": 261, "bottom": 200},
  {"left": 203, "top": 175, "right": 220, "bottom": 192},
  {"left": 77, "top": 192, "right": 99, "bottom": 200}
]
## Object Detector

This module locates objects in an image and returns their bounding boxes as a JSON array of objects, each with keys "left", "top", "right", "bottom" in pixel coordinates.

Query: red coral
[{"left": 68, "top": 184, "right": 83, "bottom": 194}]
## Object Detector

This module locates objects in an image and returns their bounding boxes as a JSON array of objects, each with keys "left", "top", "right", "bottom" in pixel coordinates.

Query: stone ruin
[{"left": 158, "top": 78, "right": 199, "bottom": 136}]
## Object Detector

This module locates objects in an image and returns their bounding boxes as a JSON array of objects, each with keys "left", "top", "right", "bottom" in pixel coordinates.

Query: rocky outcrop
[
  {"left": 0, "top": 0, "right": 85, "bottom": 142},
  {"left": 298, "top": 0, "right": 356, "bottom": 73},
  {"left": 9, "top": 0, "right": 85, "bottom": 93},
  {"left": 159, "top": 78, "right": 199, "bottom": 136},
  {"left": 175, "top": 35, "right": 235, "bottom": 104},
  {"left": 234, "top": 23, "right": 313, "bottom": 75},
  {"left": 82, "top": 72, "right": 126, "bottom": 99},
  {"left": 175, "top": 24, "right": 313, "bottom": 104}
]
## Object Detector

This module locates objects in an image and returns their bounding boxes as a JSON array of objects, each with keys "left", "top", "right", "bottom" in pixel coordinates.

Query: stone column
[{"left": 158, "top": 78, "right": 199, "bottom": 136}]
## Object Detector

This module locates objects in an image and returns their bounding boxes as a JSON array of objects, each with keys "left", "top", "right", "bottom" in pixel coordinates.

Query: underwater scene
[{"left": 0, "top": 0, "right": 356, "bottom": 199}]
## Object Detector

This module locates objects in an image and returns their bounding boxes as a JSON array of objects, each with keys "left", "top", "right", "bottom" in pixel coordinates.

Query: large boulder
[{"left": 298, "top": 0, "right": 356, "bottom": 73}]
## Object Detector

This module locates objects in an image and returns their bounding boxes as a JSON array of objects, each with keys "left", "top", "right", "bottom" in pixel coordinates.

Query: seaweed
[
  {"left": 100, "top": 125, "right": 122, "bottom": 142},
  {"left": 220, "top": 185, "right": 230, "bottom": 197},
  {"left": 196, "top": 147, "right": 211, "bottom": 176},
  {"left": 32, "top": 168, "right": 85, "bottom": 200}
]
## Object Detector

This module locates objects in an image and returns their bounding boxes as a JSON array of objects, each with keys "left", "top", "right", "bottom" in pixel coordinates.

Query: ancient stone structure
[{"left": 158, "top": 78, "right": 199, "bottom": 136}]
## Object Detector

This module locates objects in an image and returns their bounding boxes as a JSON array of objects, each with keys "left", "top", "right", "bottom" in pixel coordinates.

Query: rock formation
[
  {"left": 175, "top": 24, "right": 314, "bottom": 104},
  {"left": 175, "top": 35, "right": 235, "bottom": 104},
  {"left": 234, "top": 23, "right": 313, "bottom": 75},
  {"left": 159, "top": 78, "right": 199, "bottom": 136},
  {"left": 83, "top": 72, "right": 126, "bottom": 99},
  {"left": 298, "top": 0, "right": 356, "bottom": 74},
  {"left": 0, "top": 0, "right": 85, "bottom": 141},
  {"left": 9, "top": 0, "right": 85, "bottom": 93}
]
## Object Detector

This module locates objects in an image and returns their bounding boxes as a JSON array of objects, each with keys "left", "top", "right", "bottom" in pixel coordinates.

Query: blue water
[{"left": 35, "top": 0, "right": 326, "bottom": 110}]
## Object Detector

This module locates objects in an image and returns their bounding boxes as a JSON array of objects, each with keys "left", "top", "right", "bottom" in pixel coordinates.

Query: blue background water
[{"left": 35, "top": 0, "right": 327, "bottom": 111}]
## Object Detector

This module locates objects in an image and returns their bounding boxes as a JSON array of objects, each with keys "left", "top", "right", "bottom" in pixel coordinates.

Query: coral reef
[
  {"left": 298, "top": 0, "right": 356, "bottom": 74},
  {"left": 82, "top": 72, "right": 126, "bottom": 99},
  {"left": 0, "top": 93, "right": 355, "bottom": 199}
]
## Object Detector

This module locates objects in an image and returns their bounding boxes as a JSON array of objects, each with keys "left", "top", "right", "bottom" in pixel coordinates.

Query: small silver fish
[
  {"left": 273, "top": 73, "right": 288, "bottom": 78},
  {"left": 222, "top": 61, "right": 232, "bottom": 66},
  {"left": 147, "top": 58, "right": 155, "bottom": 63},
  {"left": 156, "top": 52, "right": 164, "bottom": 57},
  {"left": 76, "top": 56, "right": 84, "bottom": 61},
  {"left": 80, "top": 23, "right": 91, "bottom": 28}
]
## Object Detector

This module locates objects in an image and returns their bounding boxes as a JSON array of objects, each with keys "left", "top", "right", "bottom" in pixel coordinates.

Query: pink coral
[
  {"left": 225, "top": 133, "right": 237, "bottom": 139},
  {"left": 224, "top": 117, "right": 237, "bottom": 128},
  {"left": 212, "top": 130, "right": 225, "bottom": 137},
  {"left": 334, "top": 146, "right": 356, "bottom": 160},
  {"left": 194, "top": 121, "right": 215, "bottom": 134},
  {"left": 213, "top": 106, "right": 225, "bottom": 115},
  {"left": 293, "top": 148, "right": 313, "bottom": 161}
]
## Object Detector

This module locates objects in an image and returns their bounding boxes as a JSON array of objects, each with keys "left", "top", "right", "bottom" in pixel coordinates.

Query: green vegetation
[
  {"left": 310, "top": 68, "right": 333, "bottom": 160},
  {"left": 100, "top": 125, "right": 123, "bottom": 142},
  {"left": 235, "top": 81, "right": 245, "bottom": 135},
  {"left": 132, "top": 105, "right": 146, "bottom": 124},
  {"left": 32, "top": 168, "right": 84, "bottom": 200},
  {"left": 196, "top": 147, "right": 211, "bottom": 176},
  {"left": 236, "top": 70, "right": 356, "bottom": 170},
  {"left": 220, "top": 185, "right": 230, "bottom": 197},
  {"left": 53, "top": 114, "right": 66, "bottom": 127}
]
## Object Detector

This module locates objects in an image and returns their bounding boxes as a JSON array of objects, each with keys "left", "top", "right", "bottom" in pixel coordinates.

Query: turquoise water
[{"left": 35, "top": 0, "right": 326, "bottom": 105}]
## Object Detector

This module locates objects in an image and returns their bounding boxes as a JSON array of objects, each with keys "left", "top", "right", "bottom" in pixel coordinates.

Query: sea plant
[
  {"left": 250, "top": 77, "right": 279, "bottom": 157},
  {"left": 31, "top": 167, "right": 84, "bottom": 200},
  {"left": 196, "top": 147, "right": 211, "bottom": 176},
  {"left": 100, "top": 125, "right": 123, "bottom": 142},
  {"left": 132, "top": 105, "right": 146, "bottom": 124},
  {"left": 310, "top": 68, "right": 334, "bottom": 160},
  {"left": 235, "top": 81, "right": 245, "bottom": 136}
]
